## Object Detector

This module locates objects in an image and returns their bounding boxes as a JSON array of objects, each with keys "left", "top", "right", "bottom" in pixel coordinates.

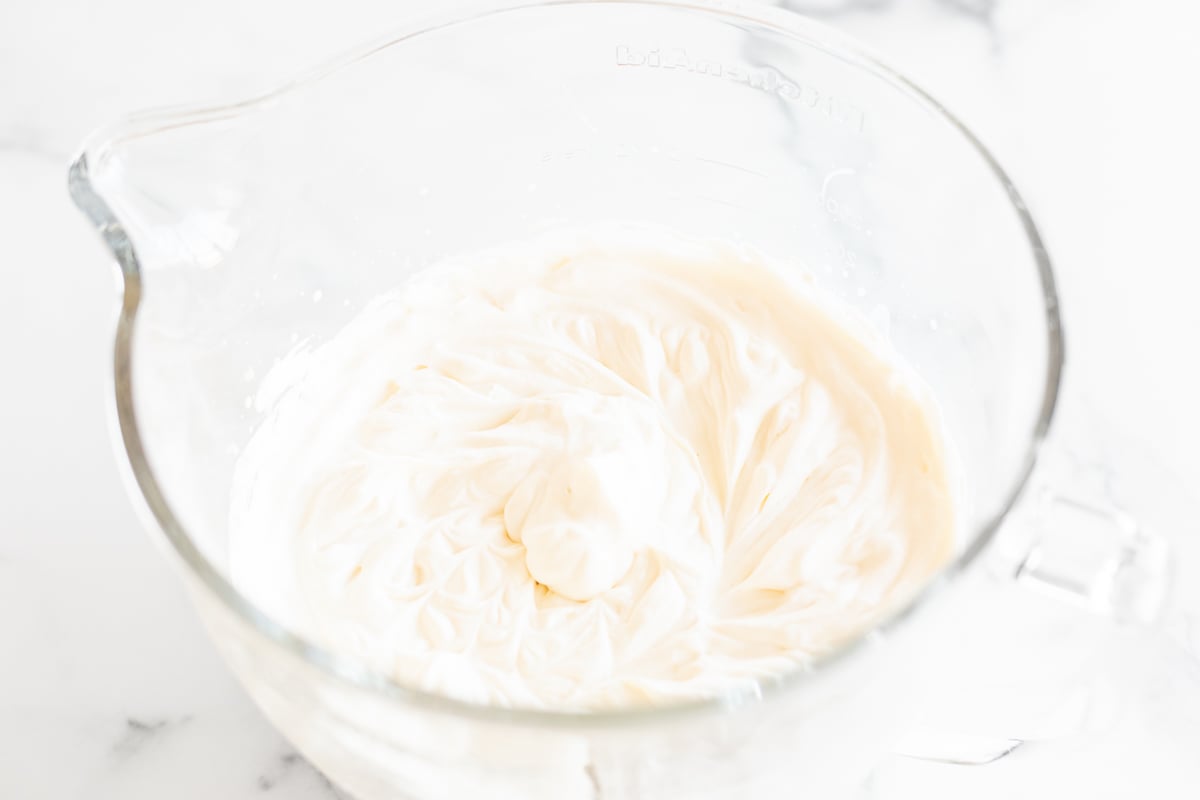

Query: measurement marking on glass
[{"left": 616, "top": 45, "right": 866, "bottom": 134}]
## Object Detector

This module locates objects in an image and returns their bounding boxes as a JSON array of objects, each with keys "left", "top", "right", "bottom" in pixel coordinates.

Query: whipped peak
[{"left": 501, "top": 393, "right": 694, "bottom": 601}]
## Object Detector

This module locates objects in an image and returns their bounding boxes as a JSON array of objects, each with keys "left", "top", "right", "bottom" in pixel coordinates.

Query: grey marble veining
[
  {"left": 2, "top": 0, "right": 1198, "bottom": 798},
  {"left": 256, "top": 752, "right": 352, "bottom": 798}
]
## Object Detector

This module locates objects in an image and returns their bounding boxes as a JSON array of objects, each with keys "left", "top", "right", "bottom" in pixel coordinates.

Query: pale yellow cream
[{"left": 230, "top": 227, "right": 957, "bottom": 708}]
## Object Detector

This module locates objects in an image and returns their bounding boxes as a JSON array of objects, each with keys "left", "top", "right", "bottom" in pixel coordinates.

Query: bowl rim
[{"left": 69, "top": 0, "right": 1064, "bottom": 729}]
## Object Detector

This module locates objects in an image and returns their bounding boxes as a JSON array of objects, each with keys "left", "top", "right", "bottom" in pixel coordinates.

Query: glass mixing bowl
[{"left": 69, "top": 1, "right": 1168, "bottom": 797}]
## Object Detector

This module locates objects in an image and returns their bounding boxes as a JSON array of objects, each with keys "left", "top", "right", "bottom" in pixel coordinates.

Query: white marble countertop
[{"left": 2, "top": 0, "right": 1198, "bottom": 797}]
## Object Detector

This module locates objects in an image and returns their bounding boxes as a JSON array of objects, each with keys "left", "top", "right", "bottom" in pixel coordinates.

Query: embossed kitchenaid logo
[{"left": 616, "top": 45, "right": 865, "bottom": 133}]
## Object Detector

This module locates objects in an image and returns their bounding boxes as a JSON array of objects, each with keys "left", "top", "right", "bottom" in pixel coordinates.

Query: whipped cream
[{"left": 230, "top": 227, "right": 957, "bottom": 709}]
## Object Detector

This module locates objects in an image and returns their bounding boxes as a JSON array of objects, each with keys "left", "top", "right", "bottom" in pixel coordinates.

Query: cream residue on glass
[{"left": 229, "top": 226, "right": 958, "bottom": 709}]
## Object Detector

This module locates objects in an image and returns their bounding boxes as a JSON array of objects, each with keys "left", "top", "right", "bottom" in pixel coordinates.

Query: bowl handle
[{"left": 888, "top": 474, "right": 1174, "bottom": 769}]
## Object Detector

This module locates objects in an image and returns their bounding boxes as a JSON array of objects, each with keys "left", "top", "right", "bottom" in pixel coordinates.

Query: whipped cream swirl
[{"left": 230, "top": 228, "right": 957, "bottom": 709}]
